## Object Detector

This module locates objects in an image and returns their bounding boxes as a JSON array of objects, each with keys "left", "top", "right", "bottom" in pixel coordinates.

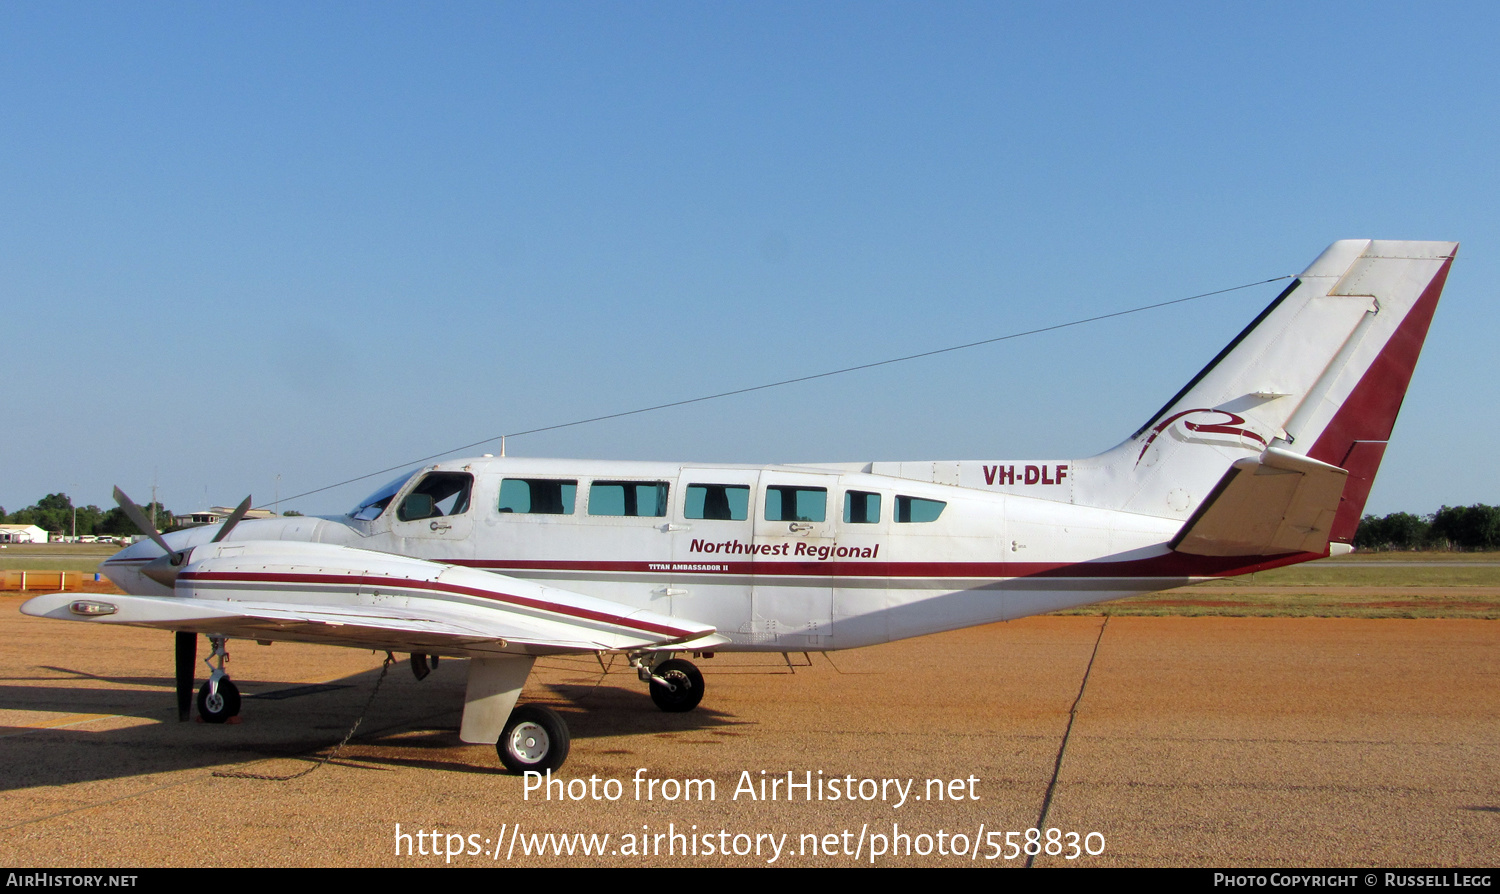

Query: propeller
[
  {"left": 114, "top": 488, "right": 250, "bottom": 587},
  {"left": 112, "top": 487, "right": 252, "bottom": 722}
]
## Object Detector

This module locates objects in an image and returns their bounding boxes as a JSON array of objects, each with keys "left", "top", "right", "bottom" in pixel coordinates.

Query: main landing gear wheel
[
  {"left": 649, "top": 658, "right": 704, "bottom": 713},
  {"left": 197, "top": 678, "right": 241, "bottom": 723},
  {"left": 497, "top": 705, "right": 570, "bottom": 774}
]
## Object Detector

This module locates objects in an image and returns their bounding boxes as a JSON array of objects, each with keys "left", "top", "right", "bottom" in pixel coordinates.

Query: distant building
[
  {"left": 174, "top": 506, "right": 279, "bottom": 528},
  {"left": 0, "top": 525, "right": 49, "bottom": 544}
]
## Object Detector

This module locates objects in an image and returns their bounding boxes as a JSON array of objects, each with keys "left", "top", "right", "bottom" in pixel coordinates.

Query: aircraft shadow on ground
[{"left": 0, "top": 663, "right": 746, "bottom": 790}]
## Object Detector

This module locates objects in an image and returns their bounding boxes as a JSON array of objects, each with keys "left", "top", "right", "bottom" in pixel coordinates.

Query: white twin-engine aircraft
[{"left": 25, "top": 240, "right": 1457, "bottom": 774}]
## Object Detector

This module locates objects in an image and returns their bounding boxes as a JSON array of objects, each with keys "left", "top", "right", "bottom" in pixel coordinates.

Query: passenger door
[
  {"left": 752, "top": 471, "right": 836, "bottom": 643},
  {"left": 667, "top": 469, "right": 760, "bottom": 638}
]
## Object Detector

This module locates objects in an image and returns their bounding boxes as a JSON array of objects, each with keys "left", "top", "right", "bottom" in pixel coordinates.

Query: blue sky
[{"left": 3, "top": 2, "right": 1495, "bottom": 518}]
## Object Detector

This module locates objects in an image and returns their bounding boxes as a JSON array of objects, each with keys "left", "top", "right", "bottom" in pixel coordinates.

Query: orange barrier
[{"left": 1, "top": 570, "right": 83, "bottom": 591}]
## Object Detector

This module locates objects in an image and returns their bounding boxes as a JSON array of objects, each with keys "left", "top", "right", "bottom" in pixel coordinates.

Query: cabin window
[
  {"left": 843, "top": 490, "right": 882, "bottom": 524},
  {"left": 589, "top": 481, "right": 670, "bottom": 517},
  {"left": 684, "top": 484, "right": 750, "bottom": 521},
  {"left": 764, "top": 485, "right": 827, "bottom": 523},
  {"left": 498, "top": 479, "right": 577, "bottom": 515},
  {"left": 396, "top": 472, "right": 473, "bottom": 522},
  {"left": 896, "top": 495, "right": 946, "bottom": 523}
]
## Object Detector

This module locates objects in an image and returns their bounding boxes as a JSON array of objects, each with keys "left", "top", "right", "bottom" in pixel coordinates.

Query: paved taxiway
[{"left": 0, "top": 599, "right": 1495, "bottom": 867}]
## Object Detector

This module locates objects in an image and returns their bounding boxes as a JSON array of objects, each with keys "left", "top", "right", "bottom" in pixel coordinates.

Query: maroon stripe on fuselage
[
  {"left": 451, "top": 550, "right": 1324, "bottom": 579},
  {"left": 176, "top": 570, "right": 696, "bottom": 638}
]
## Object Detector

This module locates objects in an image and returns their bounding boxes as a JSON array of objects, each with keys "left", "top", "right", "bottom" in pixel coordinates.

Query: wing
[{"left": 22, "top": 540, "right": 727, "bottom": 657}]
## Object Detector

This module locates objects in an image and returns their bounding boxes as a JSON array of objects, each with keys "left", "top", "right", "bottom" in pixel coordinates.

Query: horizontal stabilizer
[{"left": 1170, "top": 447, "right": 1348, "bottom": 557}]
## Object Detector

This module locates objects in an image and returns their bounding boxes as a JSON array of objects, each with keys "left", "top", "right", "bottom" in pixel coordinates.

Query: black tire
[
  {"left": 197, "top": 678, "right": 241, "bottom": 723},
  {"left": 649, "top": 658, "right": 704, "bottom": 712},
  {"left": 497, "top": 705, "right": 570, "bottom": 774}
]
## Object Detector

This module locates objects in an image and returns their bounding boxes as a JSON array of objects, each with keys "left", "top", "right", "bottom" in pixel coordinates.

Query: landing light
[{"left": 69, "top": 601, "right": 118, "bottom": 617}]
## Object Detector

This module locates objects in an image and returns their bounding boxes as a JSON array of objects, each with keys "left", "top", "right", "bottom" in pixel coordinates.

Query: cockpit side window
[
  {"left": 348, "top": 470, "right": 421, "bottom": 521},
  {"left": 396, "top": 472, "right": 474, "bottom": 522}
]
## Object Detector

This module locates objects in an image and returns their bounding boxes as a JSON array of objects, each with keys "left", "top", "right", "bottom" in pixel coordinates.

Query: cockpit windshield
[{"left": 347, "top": 470, "right": 421, "bottom": 521}]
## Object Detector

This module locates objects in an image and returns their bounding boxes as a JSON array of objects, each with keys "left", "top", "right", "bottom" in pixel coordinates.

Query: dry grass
[{"left": 1065, "top": 587, "right": 1500, "bottom": 619}]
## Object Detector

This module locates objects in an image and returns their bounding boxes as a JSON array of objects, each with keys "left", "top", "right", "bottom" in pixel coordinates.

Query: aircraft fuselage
[{"left": 102, "top": 456, "right": 1317, "bottom": 653}]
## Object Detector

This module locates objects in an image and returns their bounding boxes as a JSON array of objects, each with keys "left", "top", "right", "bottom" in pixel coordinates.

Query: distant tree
[
  {"left": 1354, "top": 512, "right": 1433, "bottom": 551},
  {"left": 36, "top": 493, "right": 71, "bottom": 514},
  {"left": 282, "top": 510, "right": 304, "bottom": 517},
  {"left": 74, "top": 505, "right": 104, "bottom": 537},
  {"left": 97, "top": 506, "right": 137, "bottom": 537},
  {"left": 95, "top": 502, "right": 175, "bottom": 537},
  {"left": 11, "top": 493, "right": 74, "bottom": 535},
  {"left": 1430, "top": 505, "right": 1500, "bottom": 551}
]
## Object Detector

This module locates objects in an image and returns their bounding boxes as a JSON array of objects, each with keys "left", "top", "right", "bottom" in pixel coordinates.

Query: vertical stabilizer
[{"left": 1072, "top": 240, "right": 1455, "bottom": 547}]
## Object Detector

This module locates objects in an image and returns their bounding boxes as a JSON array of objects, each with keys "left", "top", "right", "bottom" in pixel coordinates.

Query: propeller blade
[
  {"left": 113, "top": 487, "right": 175, "bottom": 556},
  {"left": 210, "top": 495, "right": 253, "bottom": 543},
  {"left": 116, "top": 487, "right": 193, "bottom": 587},
  {"left": 175, "top": 631, "right": 196, "bottom": 722}
]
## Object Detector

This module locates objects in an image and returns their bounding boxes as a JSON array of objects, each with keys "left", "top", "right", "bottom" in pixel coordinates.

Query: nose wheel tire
[
  {"left": 197, "top": 678, "right": 241, "bottom": 723},
  {"left": 649, "top": 658, "right": 704, "bottom": 712},
  {"left": 497, "top": 705, "right": 570, "bottom": 774}
]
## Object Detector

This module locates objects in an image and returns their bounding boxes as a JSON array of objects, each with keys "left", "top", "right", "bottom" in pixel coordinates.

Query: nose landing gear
[{"left": 197, "top": 634, "right": 241, "bottom": 723}]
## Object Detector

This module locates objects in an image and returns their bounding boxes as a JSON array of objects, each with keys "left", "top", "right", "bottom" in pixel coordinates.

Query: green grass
[
  {"left": 1200, "top": 563, "right": 1500, "bottom": 588},
  {"left": 0, "top": 543, "right": 121, "bottom": 555},
  {"left": 0, "top": 544, "right": 119, "bottom": 574},
  {"left": 1062, "top": 551, "right": 1500, "bottom": 619},
  {"left": 1326, "top": 550, "right": 1500, "bottom": 562},
  {"left": 0, "top": 558, "right": 111, "bottom": 573}
]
